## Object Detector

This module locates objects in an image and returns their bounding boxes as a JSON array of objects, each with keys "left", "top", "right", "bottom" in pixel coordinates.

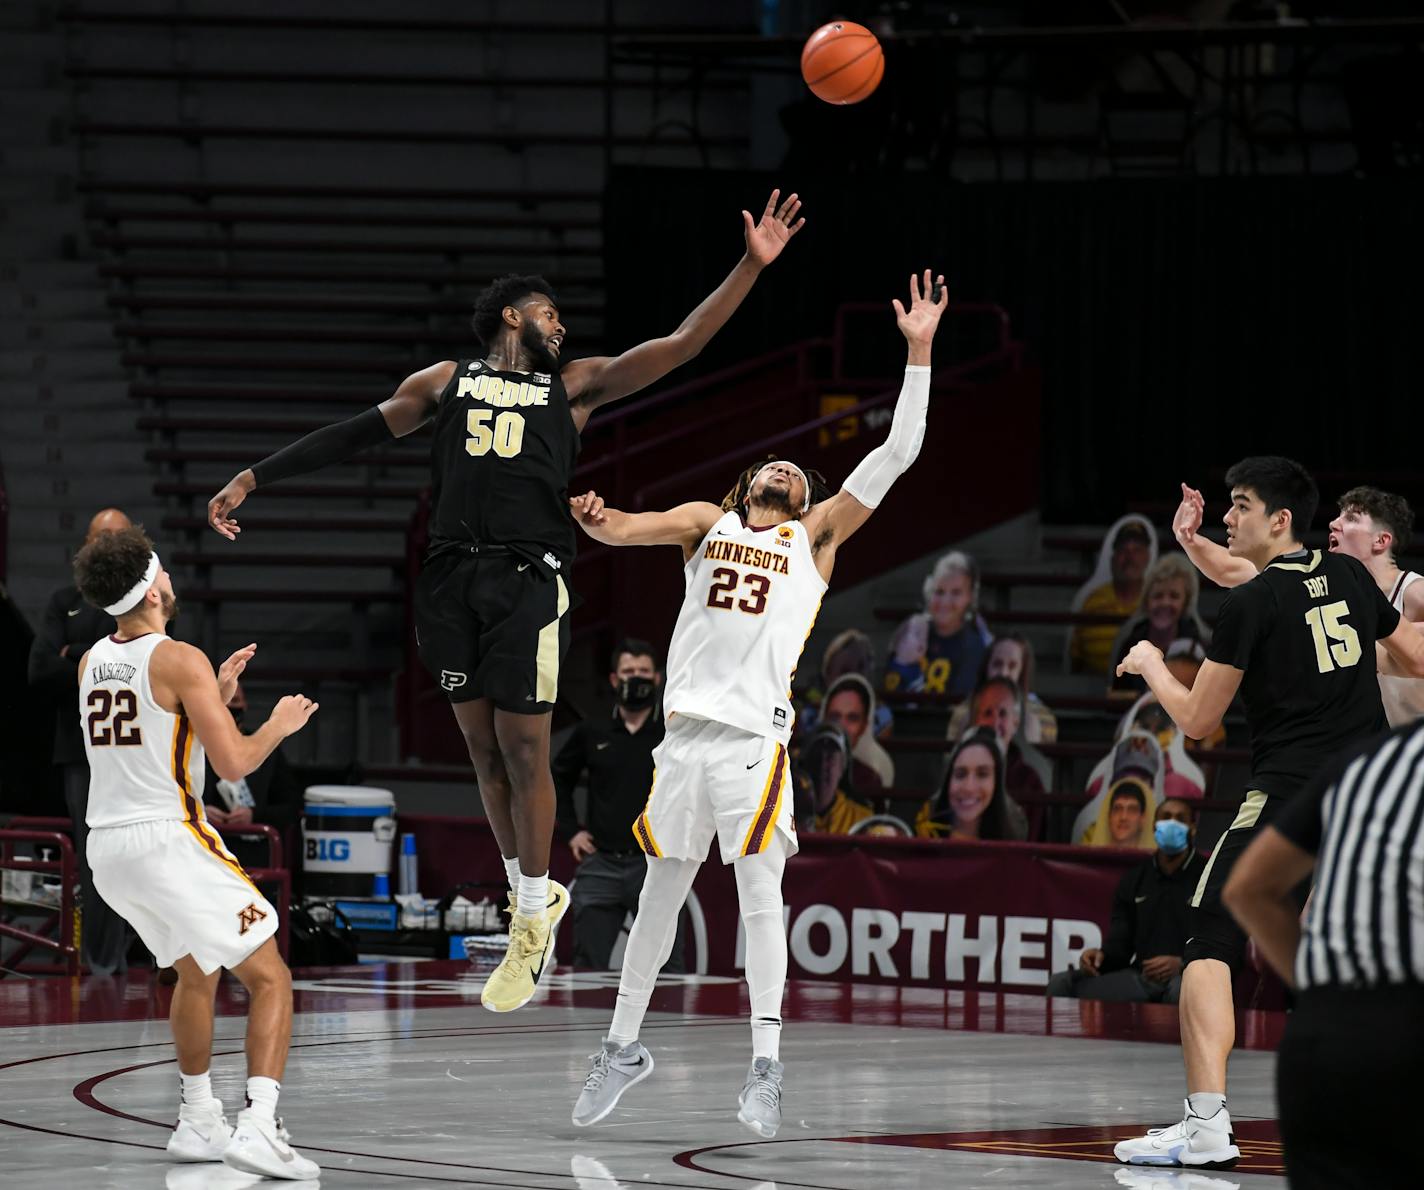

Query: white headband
[
  {"left": 755, "top": 460, "right": 812, "bottom": 513},
  {"left": 104, "top": 552, "right": 161, "bottom": 617}
]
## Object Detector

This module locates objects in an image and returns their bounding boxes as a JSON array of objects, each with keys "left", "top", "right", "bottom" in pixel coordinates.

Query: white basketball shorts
[
  {"left": 632, "top": 714, "right": 798, "bottom": 865},
  {"left": 88, "top": 818, "right": 278, "bottom": 974}
]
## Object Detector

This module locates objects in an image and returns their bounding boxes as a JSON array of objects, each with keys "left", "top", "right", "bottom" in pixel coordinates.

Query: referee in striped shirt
[{"left": 1224, "top": 718, "right": 1424, "bottom": 1188}]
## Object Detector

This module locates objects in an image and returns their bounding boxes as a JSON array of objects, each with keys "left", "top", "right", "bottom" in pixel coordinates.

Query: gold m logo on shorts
[{"left": 237, "top": 902, "right": 269, "bottom": 936}]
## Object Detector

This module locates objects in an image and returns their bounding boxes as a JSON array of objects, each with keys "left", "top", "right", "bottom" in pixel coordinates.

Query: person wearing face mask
[
  {"left": 1049, "top": 799, "right": 1204, "bottom": 1003},
  {"left": 201, "top": 680, "right": 305, "bottom": 871},
  {"left": 552, "top": 639, "right": 682, "bottom": 971}
]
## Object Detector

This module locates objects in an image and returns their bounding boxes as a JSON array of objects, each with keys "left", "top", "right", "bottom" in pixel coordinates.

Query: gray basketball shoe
[
  {"left": 737, "top": 1056, "right": 784, "bottom": 1138},
  {"left": 571, "top": 1038, "right": 654, "bottom": 1127}
]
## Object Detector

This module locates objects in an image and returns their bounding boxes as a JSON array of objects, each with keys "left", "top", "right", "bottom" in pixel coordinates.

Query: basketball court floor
[{"left": 0, "top": 960, "right": 1288, "bottom": 1188}]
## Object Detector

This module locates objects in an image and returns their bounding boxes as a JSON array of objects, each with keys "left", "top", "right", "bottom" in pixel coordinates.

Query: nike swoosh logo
[
  {"left": 258, "top": 1128, "right": 296, "bottom": 1164},
  {"left": 68, "top": 609, "right": 81, "bottom": 617},
  {"left": 517, "top": 562, "right": 530, "bottom": 572},
  {"left": 1135, "top": 896, "right": 1148, "bottom": 903},
  {"left": 746, "top": 759, "right": 763, "bottom": 770},
  {"left": 596, "top": 742, "right": 611, "bottom": 750}
]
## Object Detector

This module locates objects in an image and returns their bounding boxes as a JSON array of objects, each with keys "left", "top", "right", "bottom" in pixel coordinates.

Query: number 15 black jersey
[{"left": 1207, "top": 549, "right": 1401, "bottom": 798}]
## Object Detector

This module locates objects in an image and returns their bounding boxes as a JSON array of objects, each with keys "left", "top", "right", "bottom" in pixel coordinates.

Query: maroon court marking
[
  {"left": 0, "top": 1023, "right": 736, "bottom": 1188},
  {"left": 676, "top": 1120, "right": 1287, "bottom": 1180}
]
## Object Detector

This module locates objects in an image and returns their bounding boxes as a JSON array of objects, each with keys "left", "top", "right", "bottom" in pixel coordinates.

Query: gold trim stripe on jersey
[
  {"left": 172, "top": 714, "right": 261, "bottom": 895},
  {"left": 1191, "top": 789, "right": 1267, "bottom": 908},
  {"left": 741, "top": 744, "right": 788, "bottom": 856},
  {"left": 535, "top": 575, "right": 570, "bottom": 704},
  {"left": 633, "top": 766, "right": 663, "bottom": 857}
]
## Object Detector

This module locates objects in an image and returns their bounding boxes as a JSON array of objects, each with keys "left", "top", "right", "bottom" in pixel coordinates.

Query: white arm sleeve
[{"left": 840, "top": 365, "right": 930, "bottom": 509}]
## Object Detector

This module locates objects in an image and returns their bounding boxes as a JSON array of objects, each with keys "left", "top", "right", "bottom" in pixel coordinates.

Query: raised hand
[
  {"left": 217, "top": 642, "right": 256, "bottom": 704},
  {"left": 270, "top": 694, "right": 319, "bottom": 737},
  {"left": 208, "top": 469, "right": 255, "bottom": 541},
  {"left": 1172, "top": 482, "right": 1206, "bottom": 546},
  {"left": 893, "top": 270, "right": 949, "bottom": 346},
  {"left": 742, "top": 189, "right": 805, "bottom": 269},
  {"left": 569, "top": 490, "right": 607, "bottom": 526},
  {"left": 893, "top": 613, "right": 932, "bottom": 666}
]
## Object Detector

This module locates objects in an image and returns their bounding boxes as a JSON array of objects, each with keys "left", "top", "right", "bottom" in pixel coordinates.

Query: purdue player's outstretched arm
[
  {"left": 148, "top": 641, "right": 319, "bottom": 781},
  {"left": 800, "top": 270, "right": 946, "bottom": 579},
  {"left": 569, "top": 495, "right": 723, "bottom": 563},
  {"left": 562, "top": 190, "right": 805, "bottom": 431},
  {"left": 1173, "top": 483, "right": 1259, "bottom": 588},
  {"left": 205, "top": 360, "right": 456, "bottom": 540}
]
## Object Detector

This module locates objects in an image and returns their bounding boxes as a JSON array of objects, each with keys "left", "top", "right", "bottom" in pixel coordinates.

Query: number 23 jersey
[
  {"left": 662, "top": 511, "right": 827, "bottom": 744},
  {"left": 1207, "top": 549, "right": 1400, "bottom": 798}
]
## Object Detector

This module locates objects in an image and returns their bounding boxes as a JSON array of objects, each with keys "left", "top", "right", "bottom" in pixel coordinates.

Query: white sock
[
  {"left": 751, "top": 1016, "right": 782, "bottom": 1062},
  {"left": 608, "top": 856, "right": 700, "bottom": 1045},
  {"left": 503, "top": 856, "right": 521, "bottom": 902},
  {"left": 516, "top": 871, "right": 548, "bottom": 922},
  {"left": 1188, "top": 1091, "right": 1227, "bottom": 1121},
  {"left": 179, "top": 1070, "right": 214, "bottom": 1110},
  {"left": 735, "top": 839, "right": 789, "bottom": 1063},
  {"left": 245, "top": 1075, "right": 281, "bottom": 1121}
]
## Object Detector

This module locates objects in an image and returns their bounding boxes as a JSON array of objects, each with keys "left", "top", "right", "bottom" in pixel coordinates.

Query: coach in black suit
[{"left": 26, "top": 507, "right": 131, "bottom": 974}]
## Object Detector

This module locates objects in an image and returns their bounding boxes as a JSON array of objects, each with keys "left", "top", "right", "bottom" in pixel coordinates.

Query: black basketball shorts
[
  {"left": 1184, "top": 790, "right": 1303, "bottom": 968},
  {"left": 413, "top": 552, "right": 570, "bottom": 714}
]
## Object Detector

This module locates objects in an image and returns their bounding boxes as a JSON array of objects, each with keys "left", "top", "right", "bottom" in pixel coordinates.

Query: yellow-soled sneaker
[{"left": 480, "top": 880, "right": 568, "bottom": 1013}]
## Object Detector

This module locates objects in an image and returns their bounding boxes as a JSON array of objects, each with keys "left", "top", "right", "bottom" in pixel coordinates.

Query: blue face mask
[{"left": 1155, "top": 819, "right": 1190, "bottom": 855}]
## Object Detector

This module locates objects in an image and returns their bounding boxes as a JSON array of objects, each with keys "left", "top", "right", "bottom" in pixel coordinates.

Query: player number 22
[
  {"left": 465, "top": 409, "right": 525, "bottom": 459},
  {"left": 86, "top": 688, "right": 143, "bottom": 746},
  {"left": 707, "top": 567, "right": 770, "bottom": 615},
  {"left": 1304, "top": 600, "right": 1361, "bottom": 674}
]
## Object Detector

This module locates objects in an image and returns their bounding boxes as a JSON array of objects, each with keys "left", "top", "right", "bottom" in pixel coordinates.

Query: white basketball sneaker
[
  {"left": 166, "top": 1101, "right": 233, "bottom": 1162},
  {"left": 1113, "top": 1099, "right": 1240, "bottom": 1169},
  {"left": 221, "top": 1109, "right": 320, "bottom": 1180}
]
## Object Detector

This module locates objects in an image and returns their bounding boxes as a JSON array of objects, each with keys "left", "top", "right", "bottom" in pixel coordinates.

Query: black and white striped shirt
[{"left": 1275, "top": 720, "right": 1424, "bottom": 990}]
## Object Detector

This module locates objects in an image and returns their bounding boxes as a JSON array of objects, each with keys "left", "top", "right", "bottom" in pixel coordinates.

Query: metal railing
[{"left": 0, "top": 829, "right": 80, "bottom": 977}]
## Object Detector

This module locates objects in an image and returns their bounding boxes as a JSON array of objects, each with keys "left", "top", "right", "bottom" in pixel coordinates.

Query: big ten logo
[
  {"left": 306, "top": 837, "right": 351, "bottom": 863},
  {"left": 373, "top": 817, "right": 397, "bottom": 844}
]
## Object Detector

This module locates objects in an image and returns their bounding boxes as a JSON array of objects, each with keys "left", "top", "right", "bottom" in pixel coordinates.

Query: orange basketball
[{"left": 800, "top": 20, "right": 884, "bottom": 105}]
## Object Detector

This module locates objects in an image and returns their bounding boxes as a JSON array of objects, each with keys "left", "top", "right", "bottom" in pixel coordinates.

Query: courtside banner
[
  {"left": 404, "top": 818, "right": 1144, "bottom": 994},
  {"left": 689, "top": 835, "right": 1139, "bottom": 992}
]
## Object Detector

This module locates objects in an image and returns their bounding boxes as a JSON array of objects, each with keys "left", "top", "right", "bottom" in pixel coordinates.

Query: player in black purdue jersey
[
  {"left": 205, "top": 190, "right": 806, "bottom": 1013},
  {"left": 1111, "top": 456, "right": 1424, "bottom": 1170}
]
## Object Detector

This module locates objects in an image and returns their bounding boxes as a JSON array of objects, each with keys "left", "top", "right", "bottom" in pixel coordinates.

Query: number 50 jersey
[
  {"left": 662, "top": 510, "right": 827, "bottom": 744},
  {"left": 427, "top": 359, "right": 580, "bottom": 571},
  {"left": 79, "top": 633, "right": 208, "bottom": 830}
]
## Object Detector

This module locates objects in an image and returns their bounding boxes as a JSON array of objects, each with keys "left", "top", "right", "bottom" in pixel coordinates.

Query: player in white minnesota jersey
[
  {"left": 569, "top": 270, "right": 947, "bottom": 1137},
  {"left": 72, "top": 526, "right": 322, "bottom": 1180}
]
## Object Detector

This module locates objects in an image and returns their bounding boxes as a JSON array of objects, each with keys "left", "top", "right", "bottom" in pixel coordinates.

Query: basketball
[{"left": 800, "top": 21, "right": 884, "bottom": 105}]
